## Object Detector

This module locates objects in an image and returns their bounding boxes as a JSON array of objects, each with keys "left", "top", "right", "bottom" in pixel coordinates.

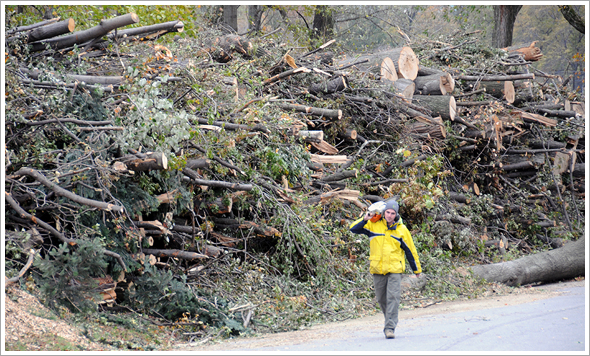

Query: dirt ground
[{"left": 177, "top": 279, "right": 586, "bottom": 351}]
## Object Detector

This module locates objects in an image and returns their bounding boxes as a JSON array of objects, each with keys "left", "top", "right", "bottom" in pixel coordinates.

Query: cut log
[
  {"left": 304, "top": 189, "right": 360, "bottom": 205},
  {"left": 277, "top": 103, "right": 342, "bottom": 120},
  {"left": 264, "top": 67, "right": 311, "bottom": 86},
  {"left": 336, "top": 47, "right": 418, "bottom": 80},
  {"left": 407, "top": 121, "right": 446, "bottom": 140},
  {"left": 29, "top": 13, "right": 139, "bottom": 52},
  {"left": 310, "top": 140, "right": 339, "bottom": 155},
  {"left": 185, "top": 158, "right": 211, "bottom": 170},
  {"left": 308, "top": 75, "right": 348, "bottom": 95},
  {"left": 510, "top": 110, "right": 557, "bottom": 127},
  {"left": 310, "top": 154, "right": 350, "bottom": 164},
  {"left": 469, "top": 238, "right": 584, "bottom": 286},
  {"left": 7, "top": 17, "right": 61, "bottom": 35},
  {"left": 502, "top": 41, "right": 543, "bottom": 61},
  {"left": 320, "top": 169, "right": 358, "bottom": 182},
  {"left": 456, "top": 73, "right": 534, "bottom": 81},
  {"left": 122, "top": 152, "right": 168, "bottom": 172},
  {"left": 384, "top": 47, "right": 419, "bottom": 80},
  {"left": 477, "top": 81, "right": 515, "bottom": 104},
  {"left": 414, "top": 72, "right": 454, "bottom": 95},
  {"left": 392, "top": 78, "right": 415, "bottom": 99},
  {"left": 380, "top": 57, "right": 399, "bottom": 82},
  {"left": 108, "top": 20, "right": 184, "bottom": 41},
  {"left": 338, "top": 129, "right": 357, "bottom": 141},
  {"left": 6, "top": 18, "right": 75, "bottom": 44},
  {"left": 207, "top": 197, "right": 232, "bottom": 214},
  {"left": 142, "top": 248, "right": 208, "bottom": 260},
  {"left": 412, "top": 95, "right": 456, "bottom": 121}
]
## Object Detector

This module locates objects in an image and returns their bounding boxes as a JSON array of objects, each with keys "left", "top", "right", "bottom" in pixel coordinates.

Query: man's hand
[
  {"left": 410, "top": 273, "right": 421, "bottom": 278},
  {"left": 364, "top": 210, "right": 376, "bottom": 221}
]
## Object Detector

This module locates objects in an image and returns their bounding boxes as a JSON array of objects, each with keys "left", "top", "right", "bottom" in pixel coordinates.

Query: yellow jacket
[{"left": 350, "top": 217, "right": 421, "bottom": 275}]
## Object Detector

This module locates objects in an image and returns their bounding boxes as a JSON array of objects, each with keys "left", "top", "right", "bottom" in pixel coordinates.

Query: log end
[
  {"left": 67, "top": 18, "right": 75, "bottom": 32},
  {"left": 398, "top": 47, "right": 419, "bottom": 80},
  {"left": 130, "top": 13, "right": 140, "bottom": 23}
]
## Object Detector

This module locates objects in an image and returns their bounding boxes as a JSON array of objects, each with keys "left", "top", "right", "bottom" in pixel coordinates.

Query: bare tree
[
  {"left": 247, "top": 5, "right": 263, "bottom": 33},
  {"left": 492, "top": 5, "right": 522, "bottom": 48}
]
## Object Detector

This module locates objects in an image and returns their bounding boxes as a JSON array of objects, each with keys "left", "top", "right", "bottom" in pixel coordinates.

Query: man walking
[{"left": 350, "top": 199, "right": 421, "bottom": 339}]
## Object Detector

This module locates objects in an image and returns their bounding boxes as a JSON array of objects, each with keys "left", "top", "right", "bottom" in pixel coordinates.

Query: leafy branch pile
[{"left": 4, "top": 8, "right": 585, "bottom": 346}]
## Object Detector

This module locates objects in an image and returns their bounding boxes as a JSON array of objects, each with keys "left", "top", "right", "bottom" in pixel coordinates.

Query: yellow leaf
[{"left": 404, "top": 150, "right": 411, "bottom": 158}]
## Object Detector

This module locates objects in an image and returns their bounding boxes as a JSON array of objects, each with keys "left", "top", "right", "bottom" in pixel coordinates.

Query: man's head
[{"left": 383, "top": 199, "right": 399, "bottom": 224}]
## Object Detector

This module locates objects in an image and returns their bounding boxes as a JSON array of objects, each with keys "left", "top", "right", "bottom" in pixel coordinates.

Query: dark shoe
[{"left": 385, "top": 329, "right": 395, "bottom": 339}]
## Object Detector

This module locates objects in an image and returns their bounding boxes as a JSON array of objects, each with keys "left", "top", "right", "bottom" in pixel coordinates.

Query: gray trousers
[{"left": 372, "top": 273, "right": 402, "bottom": 332}]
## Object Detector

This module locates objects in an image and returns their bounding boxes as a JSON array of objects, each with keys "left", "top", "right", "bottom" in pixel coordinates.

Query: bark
[
  {"left": 107, "top": 20, "right": 184, "bottom": 41},
  {"left": 320, "top": 169, "right": 358, "bottom": 182},
  {"left": 407, "top": 122, "right": 446, "bottom": 140},
  {"left": 29, "top": 13, "right": 139, "bottom": 52},
  {"left": 194, "top": 117, "right": 269, "bottom": 134},
  {"left": 470, "top": 238, "right": 584, "bottom": 286},
  {"left": 309, "top": 75, "right": 348, "bottom": 95},
  {"left": 492, "top": 5, "right": 522, "bottom": 48},
  {"left": 558, "top": 5, "right": 585, "bottom": 34},
  {"left": 311, "top": 5, "right": 334, "bottom": 40},
  {"left": 222, "top": 5, "right": 239, "bottom": 33},
  {"left": 7, "top": 17, "right": 60, "bottom": 35},
  {"left": 412, "top": 95, "right": 456, "bottom": 121}
]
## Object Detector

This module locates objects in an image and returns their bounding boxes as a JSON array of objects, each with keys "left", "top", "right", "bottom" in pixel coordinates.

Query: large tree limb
[
  {"left": 5, "top": 192, "right": 126, "bottom": 271},
  {"left": 183, "top": 168, "right": 253, "bottom": 191},
  {"left": 12, "top": 167, "right": 124, "bottom": 213},
  {"left": 558, "top": 5, "right": 585, "bottom": 34},
  {"left": 29, "top": 13, "right": 139, "bottom": 52},
  {"left": 5, "top": 249, "right": 37, "bottom": 285}
]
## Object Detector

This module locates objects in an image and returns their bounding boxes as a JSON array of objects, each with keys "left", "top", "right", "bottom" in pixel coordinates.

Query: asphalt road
[{"left": 186, "top": 281, "right": 586, "bottom": 353}]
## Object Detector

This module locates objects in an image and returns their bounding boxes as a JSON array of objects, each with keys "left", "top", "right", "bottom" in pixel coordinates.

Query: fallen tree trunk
[
  {"left": 392, "top": 78, "right": 415, "bottom": 99},
  {"left": 29, "top": 13, "right": 139, "bottom": 52},
  {"left": 477, "top": 81, "right": 515, "bottom": 104},
  {"left": 469, "top": 238, "right": 584, "bottom": 286},
  {"left": 309, "top": 75, "right": 348, "bottom": 95},
  {"left": 6, "top": 18, "right": 75, "bottom": 44}
]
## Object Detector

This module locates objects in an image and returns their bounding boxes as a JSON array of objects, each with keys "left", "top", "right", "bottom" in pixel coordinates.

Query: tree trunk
[
  {"left": 336, "top": 47, "right": 418, "bottom": 80},
  {"left": 309, "top": 75, "right": 348, "bottom": 95},
  {"left": 222, "top": 5, "right": 239, "bottom": 33},
  {"left": 558, "top": 5, "right": 585, "bottom": 34},
  {"left": 412, "top": 95, "right": 456, "bottom": 121},
  {"left": 470, "top": 238, "right": 584, "bottom": 286},
  {"left": 492, "top": 5, "right": 522, "bottom": 48},
  {"left": 311, "top": 5, "right": 334, "bottom": 40},
  {"left": 247, "top": 5, "right": 263, "bottom": 33}
]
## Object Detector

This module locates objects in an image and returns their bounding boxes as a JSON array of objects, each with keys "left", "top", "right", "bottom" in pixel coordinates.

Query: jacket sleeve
[
  {"left": 400, "top": 226, "right": 422, "bottom": 274},
  {"left": 349, "top": 217, "right": 371, "bottom": 236}
]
